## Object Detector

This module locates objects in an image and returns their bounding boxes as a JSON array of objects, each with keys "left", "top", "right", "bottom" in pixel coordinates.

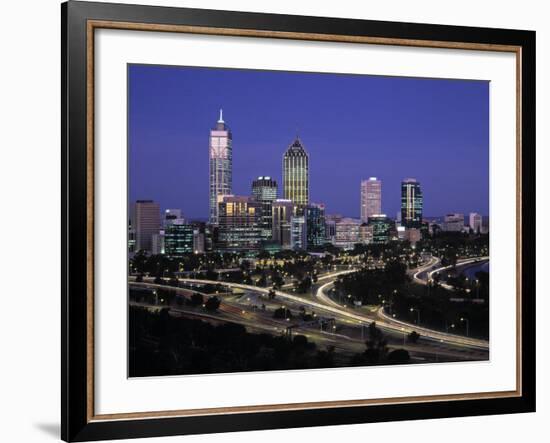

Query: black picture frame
[{"left": 62, "top": 1, "right": 536, "bottom": 441}]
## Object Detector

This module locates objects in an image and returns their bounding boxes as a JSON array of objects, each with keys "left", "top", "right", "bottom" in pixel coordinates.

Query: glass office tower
[{"left": 209, "top": 109, "right": 232, "bottom": 225}]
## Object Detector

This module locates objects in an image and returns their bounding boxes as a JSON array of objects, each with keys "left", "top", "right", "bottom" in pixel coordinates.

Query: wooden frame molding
[
  {"left": 86, "top": 19, "right": 523, "bottom": 423},
  {"left": 63, "top": 2, "right": 535, "bottom": 440}
]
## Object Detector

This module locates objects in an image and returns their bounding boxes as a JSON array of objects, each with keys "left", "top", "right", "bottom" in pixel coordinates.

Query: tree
[
  {"left": 205, "top": 296, "right": 221, "bottom": 311},
  {"left": 387, "top": 349, "right": 410, "bottom": 364},
  {"left": 256, "top": 273, "right": 267, "bottom": 287},
  {"left": 364, "top": 322, "right": 388, "bottom": 364},
  {"left": 294, "top": 276, "right": 312, "bottom": 293},
  {"left": 271, "top": 274, "right": 284, "bottom": 289},
  {"left": 293, "top": 335, "right": 308, "bottom": 348},
  {"left": 273, "top": 307, "right": 292, "bottom": 319},
  {"left": 189, "top": 292, "right": 204, "bottom": 307},
  {"left": 407, "top": 331, "right": 420, "bottom": 343}
]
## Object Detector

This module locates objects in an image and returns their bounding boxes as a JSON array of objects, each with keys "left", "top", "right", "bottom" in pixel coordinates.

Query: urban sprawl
[{"left": 129, "top": 110, "right": 487, "bottom": 257}]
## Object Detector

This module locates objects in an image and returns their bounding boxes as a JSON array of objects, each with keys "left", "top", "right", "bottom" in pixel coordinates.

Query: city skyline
[{"left": 129, "top": 64, "right": 489, "bottom": 219}]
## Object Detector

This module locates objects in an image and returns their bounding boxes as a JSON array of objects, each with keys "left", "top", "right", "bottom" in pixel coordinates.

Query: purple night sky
[{"left": 129, "top": 64, "right": 489, "bottom": 220}]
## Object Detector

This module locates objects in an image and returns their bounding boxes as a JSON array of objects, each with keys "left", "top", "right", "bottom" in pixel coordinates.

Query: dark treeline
[{"left": 129, "top": 307, "right": 411, "bottom": 377}]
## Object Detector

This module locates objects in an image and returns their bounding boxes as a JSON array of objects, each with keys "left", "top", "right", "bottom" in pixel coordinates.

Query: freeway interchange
[{"left": 130, "top": 257, "right": 489, "bottom": 364}]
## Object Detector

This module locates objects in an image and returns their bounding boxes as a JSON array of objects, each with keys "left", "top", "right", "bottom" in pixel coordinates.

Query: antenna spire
[{"left": 218, "top": 108, "right": 224, "bottom": 123}]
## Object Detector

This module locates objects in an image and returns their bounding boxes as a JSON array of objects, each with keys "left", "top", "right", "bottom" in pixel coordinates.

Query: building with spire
[
  {"left": 209, "top": 109, "right": 232, "bottom": 225},
  {"left": 283, "top": 137, "right": 309, "bottom": 208}
]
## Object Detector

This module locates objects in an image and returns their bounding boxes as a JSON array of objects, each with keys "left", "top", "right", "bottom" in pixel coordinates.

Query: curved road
[{"left": 137, "top": 270, "right": 488, "bottom": 351}]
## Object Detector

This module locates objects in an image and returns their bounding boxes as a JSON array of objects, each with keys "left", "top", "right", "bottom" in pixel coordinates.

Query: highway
[
  {"left": 130, "top": 279, "right": 486, "bottom": 362},
  {"left": 132, "top": 266, "right": 488, "bottom": 355}
]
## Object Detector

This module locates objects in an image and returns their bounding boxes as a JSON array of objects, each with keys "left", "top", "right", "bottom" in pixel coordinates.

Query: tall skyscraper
[
  {"left": 469, "top": 212, "right": 483, "bottom": 234},
  {"left": 252, "top": 176, "right": 278, "bottom": 240},
  {"left": 216, "top": 195, "right": 262, "bottom": 252},
  {"left": 401, "top": 179, "right": 423, "bottom": 228},
  {"left": 272, "top": 199, "right": 294, "bottom": 249},
  {"left": 133, "top": 200, "right": 160, "bottom": 253},
  {"left": 283, "top": 137, "right": 309, "bottom": 207},
  {"left": 209, "top": 109, "right": 232, "bottom": 225},
  {"left": 360, "top": 177, "right": 382, "bottom": 223}
]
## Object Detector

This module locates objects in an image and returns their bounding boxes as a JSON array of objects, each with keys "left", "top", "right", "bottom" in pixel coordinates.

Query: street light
[
  {"left": 460, "top": 317, "right": 470, "bottom": 337},
  {"left": 410, "top": 307, "right": 420, "bottom": 325}
]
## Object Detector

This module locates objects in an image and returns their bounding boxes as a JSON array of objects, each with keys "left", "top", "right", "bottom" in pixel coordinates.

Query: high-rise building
[
  {"left": 216, "top": 195, "right": 262, "bottom": 252},
  {"left": 469, "top": 212, "right": 483, "bottom": 234},
  {"left": 290, "top": 216, "right": 307, "bottom": 250},
  {"left": 128, "top": 220, "right": 136, "bottom": 254},
  {"left": 164, "top": 224, "right": 194, "bottom": 256},
  {"left": 164, "top": 208, "right": 184, "bottom": 227},
  {"left": 133, "top": 200, "right": 160, "bottom": 253},
  {"left": 209, "top": 109, "right": 232, "bottom": 225},
  {"left": 360, "top": 177, "right": 382, "bottom": 223},
  {"left": 401, "top": 179, "right": 423, "bottom": 228},
  {"left": 334, "top": 218, "right": 361, "bottom": 249},
  {"left": 359, "top": 223, "right": 374, "bottom": 245},
  {"left": 190, "top": 221, "right": 212, "bottom": 252},
  {"left": 368, "top": 214, "right": 393, "bottom": 244},
  {"left": 283, "top": 137, "right": 309, "bottom": 207},
  {"left": 252, "top": 176, "right": 278, "bottom": 240},
  {"left": 305, "top": 203, "right": 326, "bottom": 250},
  {"left": 443, "top": 213, "right": 465, "bottom": 232},
  {"left": 272, "top": 199, "right": 294, "bottom": 249}
]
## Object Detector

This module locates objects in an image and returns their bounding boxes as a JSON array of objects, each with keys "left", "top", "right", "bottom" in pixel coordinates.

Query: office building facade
[
  {"left": 305, "top": 203, "right": 326, "bottom": 249},
  {"left": 133, "top": 200, "right": 160, "bottom": 253},
  {"left": 360, "top": 177, "right": 382, "bottom": 223},
  {"left": 209, "top": 110, "right": 233, "bottom": 225},
  {"left": 283, "top": 137, "right": 309, "bottom": 206},
  {"left": 272, "top": 199, "right": 294, "bottom": 249},
  {"left": 443, "top": 213, "right": 465, "bottom": 232},
  {"left": 334, "top": 218, "right": 361, "bottom": 249},
  {"left": 252, "top": 176, "right": 278, "bottom": 240},
  {"left": 401, "top": 178, "right": 423, "bottom": 228},
  {"left": 469, "top": 212, "right": 483, "bottom": 234},
  {"left": 216, "top": 195, "right": 262, "bottom": 252},
  {"left": 368, "top": 214, "right": 393, "bottom": 244}
]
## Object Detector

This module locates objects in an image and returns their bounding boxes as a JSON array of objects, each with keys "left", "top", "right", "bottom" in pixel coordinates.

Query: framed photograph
[{"left": 62, "top": 1, "right": 535, "bottom": 441}]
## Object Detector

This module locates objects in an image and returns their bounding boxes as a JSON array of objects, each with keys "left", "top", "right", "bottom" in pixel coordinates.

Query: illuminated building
[
  {"left": 443, "top": 213, "right": 465, "bottom": 232},
  {"left": 334, "top": 218, "right": 361, "bottom": 249},
  {"left": 133, "top": 200, "right": 160, "bottom": 253},
  {"left": 290, "top": 216, "right": 307, "bottom": 250},
  {"left": 164, "top": 224, "right": 194, "bottom": 256},
  {"left": 283, "top": 137, "right": 309, "bottom": 206},
  {"left": 469, "top": 212, "right": 483, "bottom": 234},
  {"left": 252, "top": 176, "right": 278, "bottom": 240},
  {"left": 368, "top": 214, "right": 393, "bottom": 244},
  {"left": 272, "top": 199, "right": 294, "bottom": 249},
  {"left": 216, "top": 195, "right": 262, "bottom": 252},
  {"left": 401, "top": 179, "right": 423, "bottom": 228},
  {"left": 360, "top": 177, "right": 382, "bottom": 223},
  {"left": 209, "top": 109, "right": 232, "bottom": 224},
  {"left": 305, "top": 203, "right": 326, "bottom": 249}
]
